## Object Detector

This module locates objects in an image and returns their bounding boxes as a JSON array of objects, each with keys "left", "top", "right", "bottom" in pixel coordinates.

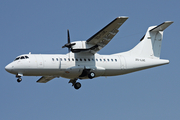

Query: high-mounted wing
[
  {"left": 86, "top": 16, "right": 128, "bottom": 53},
  {"left": 36, "top": 76, "right": 56, "bottom": 83}
]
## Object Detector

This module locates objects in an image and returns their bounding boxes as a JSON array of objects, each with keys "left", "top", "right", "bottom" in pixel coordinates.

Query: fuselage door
[{"left": 119, "top": 55, "right": 126, "bottom": 69}]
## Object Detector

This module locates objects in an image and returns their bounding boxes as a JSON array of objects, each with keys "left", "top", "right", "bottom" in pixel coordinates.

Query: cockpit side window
[{"left": 25, "top": 56, "right": 29, "bottom": 59}]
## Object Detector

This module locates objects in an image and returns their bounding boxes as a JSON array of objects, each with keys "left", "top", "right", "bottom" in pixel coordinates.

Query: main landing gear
[
  {"left": 74, "top": 82, "right": 81, "bottom": 90},
  {"left": 69, "top": 79, "right": 81, "bottom": 90},
  {"left": 88, "top": 72, "right": 95, "bottom": 79},
  {"left": 69, "top": 71, "right": 96, "bottom": 90}
]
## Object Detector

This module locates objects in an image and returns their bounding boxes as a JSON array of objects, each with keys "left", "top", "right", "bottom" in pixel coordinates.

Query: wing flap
[{"left": 36, "top": 76, "right": 56, "bottom": 83}]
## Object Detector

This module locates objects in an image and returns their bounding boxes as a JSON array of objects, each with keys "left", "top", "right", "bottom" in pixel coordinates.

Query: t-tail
[{"left": 127, "top": 21, "right": 173, "bottom": 59}]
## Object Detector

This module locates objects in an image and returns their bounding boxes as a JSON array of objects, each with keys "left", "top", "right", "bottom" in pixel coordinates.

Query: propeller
[{"left": 62, "top": 29, "right": 76, "bottom": 52}]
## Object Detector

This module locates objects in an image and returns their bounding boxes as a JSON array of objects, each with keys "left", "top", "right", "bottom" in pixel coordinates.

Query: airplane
[{"left": 5, "top": 16, "right": 173, "bottom": 90}]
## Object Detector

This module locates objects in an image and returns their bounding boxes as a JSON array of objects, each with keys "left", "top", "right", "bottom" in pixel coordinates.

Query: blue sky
[{"left": 1, "top": 0, "right": 180, "bottom": 120}]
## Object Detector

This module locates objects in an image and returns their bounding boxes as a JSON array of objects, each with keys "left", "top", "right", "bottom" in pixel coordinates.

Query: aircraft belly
[
  {"left": 18, "top": 68, "right": 64, "bottom": 76},
  {"left": 61, "top": 66, "right": 84, "bottom": 79}
]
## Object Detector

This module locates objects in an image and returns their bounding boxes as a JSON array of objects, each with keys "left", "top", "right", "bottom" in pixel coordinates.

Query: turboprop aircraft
[{"left": 5, "top": 16, "right": 173, "bottom": 89}]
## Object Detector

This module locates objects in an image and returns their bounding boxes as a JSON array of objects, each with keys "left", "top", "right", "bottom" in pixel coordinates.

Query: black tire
[
  {"left": 88, "top": 72, "right": 95, "bottom": 79},
  {"left": 17, "top": 78, "right": 22, "bottom": 83},
  {"left": 74, "top": 82, "right": 81, "bottom": 90}
]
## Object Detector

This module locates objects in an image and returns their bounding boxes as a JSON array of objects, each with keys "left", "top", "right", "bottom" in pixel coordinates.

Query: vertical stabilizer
[{"left": 128, "top": 21, "right": 173, "bottom": 59}]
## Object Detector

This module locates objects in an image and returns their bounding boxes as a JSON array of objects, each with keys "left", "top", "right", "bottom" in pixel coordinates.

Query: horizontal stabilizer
[{"left": 150, "top": 21, "right": 173, "bottom": 32}]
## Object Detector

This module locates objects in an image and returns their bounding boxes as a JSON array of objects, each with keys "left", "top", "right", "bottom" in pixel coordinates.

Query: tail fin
[{"left": 128, "top": 21, "right": 173, "bottom": 59}]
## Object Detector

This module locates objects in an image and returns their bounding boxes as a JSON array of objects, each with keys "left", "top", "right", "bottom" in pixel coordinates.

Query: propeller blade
[
  {"left": 62, "top": 29, "right": 76, "bottom": 52},
  {"left": 67, "top": 29, "right": 70, "bottom": 44}
]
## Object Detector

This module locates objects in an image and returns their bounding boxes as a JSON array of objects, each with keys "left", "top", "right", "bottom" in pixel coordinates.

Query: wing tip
[
  {"left": 164, "top": 21, "right": 174, "bottom": 24},
  {"left": 117, "top": 16, "right": 129, "bottom": 19}
]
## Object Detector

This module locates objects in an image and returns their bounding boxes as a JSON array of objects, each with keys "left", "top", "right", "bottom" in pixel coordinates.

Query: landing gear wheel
[
  {"left": 88, "top": 72, "right": 95, "bottom": 79},
  {"left": 17, "top": 78, "right": 22, "bottom": 83},
  {"left": 74, "top": 82, "right": 81, "bottom": 90}
]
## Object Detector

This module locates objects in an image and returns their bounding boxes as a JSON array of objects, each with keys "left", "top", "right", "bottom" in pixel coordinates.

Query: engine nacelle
[
  {"left": 71, "top": 41, "right": 95, "bottom": 53},
  {"left": 71, "top": 41, "right": 93, "bottom": 49}
]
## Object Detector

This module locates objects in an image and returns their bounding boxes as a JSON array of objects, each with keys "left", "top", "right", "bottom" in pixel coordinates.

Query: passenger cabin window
[
  {"left": 84, "top": 59, "right": 86, "bottom": 61},
  {"left": 88, "top": 58, "right": 90, "bottom": 61},
  {"left": 52, "top": 58, "right": 54, "bottom": 61},
  {"left": 115, "top": 59, "right": 117, "bottom": 62},
  {"left": 107, "top": 59, "right": 109, "bottom": 61},
  {"left": 60, "top": 58, "right": 62, "bottom": 61},
  {"left": 56, "top": 58, "right": 58, "bottom": 61},
  {"left": 76, "top": 58, "right": 78, "bottom": 61},
  {"left": 68, "top": 58, "right": 70, "bottom": 61},
  {"left": 96, "top": 59, "right": 98, "bottom": 61},
  {"left": 72, "top": 58, "right": 74, "bottom": 61},
  {"left": 64, "top": 58, "right": 66, "bottom": 61},
  {"left": 111, "top": 59, "right": 113, "bottom": 61}
]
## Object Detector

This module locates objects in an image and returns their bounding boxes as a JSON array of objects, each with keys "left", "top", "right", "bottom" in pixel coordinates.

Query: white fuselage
[{"left": 5, "top": 52, "right": 169, "bottom": 80}]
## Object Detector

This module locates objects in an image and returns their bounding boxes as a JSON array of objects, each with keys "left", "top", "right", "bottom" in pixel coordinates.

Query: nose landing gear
[
  {"left": 17, "top": 78, "right": 22, "bottom": 83},
  {"left": 16, "top": 74, "right": 23, "bottom": 83}
]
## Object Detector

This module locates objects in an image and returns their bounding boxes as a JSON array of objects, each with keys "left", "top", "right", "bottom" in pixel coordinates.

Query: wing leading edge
[{"left": 86, "top": 16, "right": 128, "bottom": 53}]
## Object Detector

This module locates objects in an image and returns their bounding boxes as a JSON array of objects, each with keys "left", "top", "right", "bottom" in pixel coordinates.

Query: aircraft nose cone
[{"left": 5, "top": 64, "right": 13, "bottom": 72}]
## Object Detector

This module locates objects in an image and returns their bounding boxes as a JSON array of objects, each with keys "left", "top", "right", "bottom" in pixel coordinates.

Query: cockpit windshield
[
  {"left": 14, "top": 57, "right": 20, "bottom": 61},
  {"left": 14, "top": 56, "right": 29, "bottom": 61}
]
